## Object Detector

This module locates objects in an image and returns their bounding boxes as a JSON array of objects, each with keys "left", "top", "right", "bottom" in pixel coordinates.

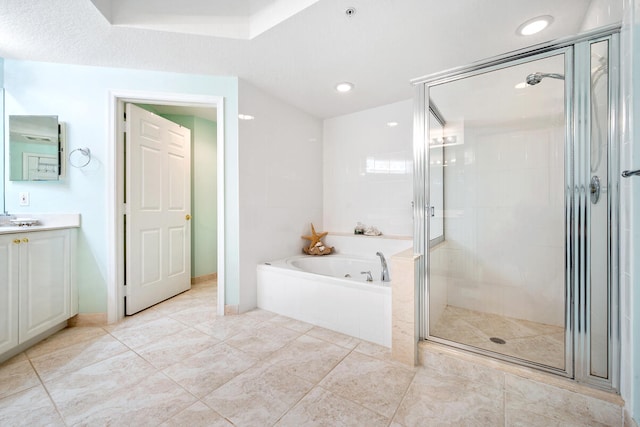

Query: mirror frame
[
  {"left": 1, "top": 89, "right": 4, "bottom": 213},
  {"left": 8, "top": 115, "right": 65, "bottom": 182}
]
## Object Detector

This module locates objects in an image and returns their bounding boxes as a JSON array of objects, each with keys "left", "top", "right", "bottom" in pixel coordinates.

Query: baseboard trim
[
  {"left": 191, "top": 273, "right": 217, "bottom": 284},
  {"left": 68, "top": 313, "right": 108, "bottom": 327},
  {"left": 224, "top": 304, "right": 239, "bottom": 315}
]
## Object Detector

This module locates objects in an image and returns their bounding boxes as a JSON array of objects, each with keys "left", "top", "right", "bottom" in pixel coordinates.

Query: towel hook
[{"left": 69, "top": 147, "right": 91, "bottom": 168}]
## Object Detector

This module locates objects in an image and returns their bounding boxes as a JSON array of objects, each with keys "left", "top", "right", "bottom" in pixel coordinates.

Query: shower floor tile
[{"left": 431, "top": 305, "right": 565, "bottom": 369}]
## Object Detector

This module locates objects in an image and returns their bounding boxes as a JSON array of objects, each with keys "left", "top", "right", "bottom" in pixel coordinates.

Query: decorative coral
[{"left": 301, "top": 223, "right": 333, "bottom": 255}]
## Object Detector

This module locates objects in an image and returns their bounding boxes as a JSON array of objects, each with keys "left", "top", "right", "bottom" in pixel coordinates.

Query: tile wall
[
  {"left": 238, "top": 80, "right": 323, "bottom": 312},
  {"left": 439, "top": 121, "right": 566, "bottom": 326},
  {"left": 323, "top": 99, "right": 413, "bottom": 237}
]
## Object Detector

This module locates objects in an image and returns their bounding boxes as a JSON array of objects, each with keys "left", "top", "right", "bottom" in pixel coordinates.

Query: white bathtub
[
  {"left": 257, "top": 254, "right": 392, "bottom": 347},
  {"left": 285, "top": 255, "right": 385, "bottom": 282}
]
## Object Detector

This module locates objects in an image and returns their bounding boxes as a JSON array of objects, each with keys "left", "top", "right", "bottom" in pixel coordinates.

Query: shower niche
[{"left": 413, "top": 30, "right": 619, "bottom": 390}]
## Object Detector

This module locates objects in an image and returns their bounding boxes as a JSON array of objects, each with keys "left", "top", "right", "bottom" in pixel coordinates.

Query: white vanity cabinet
[
  {"left": 0, "top": 236, "right": 19, "bottom": 354},
  {"left": 0, "top": 227, "right": 77, "bottom": 359},
  {"left": 18, "top": 229, "right": 75, "bottom": 341}
]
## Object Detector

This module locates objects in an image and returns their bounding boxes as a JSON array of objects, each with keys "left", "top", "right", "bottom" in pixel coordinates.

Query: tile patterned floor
[
  {"left": 431, "top": 305, "right": 565, "bottom": 369},
  {"left": 0, "top": 280, "right": 623, "bottom": 426}
]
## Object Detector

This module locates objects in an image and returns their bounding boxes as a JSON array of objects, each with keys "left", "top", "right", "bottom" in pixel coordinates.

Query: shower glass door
[{"left": 425, "top": 51, "right": 570, "bottom": 372}]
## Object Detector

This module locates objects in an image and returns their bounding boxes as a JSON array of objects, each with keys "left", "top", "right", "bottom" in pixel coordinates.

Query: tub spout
[{"left": 376, "top": 252, "right": 390, "bottom": 282}]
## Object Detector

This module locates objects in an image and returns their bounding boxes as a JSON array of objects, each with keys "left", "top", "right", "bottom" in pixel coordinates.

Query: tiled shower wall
[{"left": 439, "top": 121, "right": 566, "bottom": 326}]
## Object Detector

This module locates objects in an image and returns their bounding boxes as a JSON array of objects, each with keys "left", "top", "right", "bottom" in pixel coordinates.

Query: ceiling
[
  {"left": 89, "top": 0, "right": 321, "bottom": 39},
  {"left": 0, "top": 0, "right": 621, "bottom": 119}
]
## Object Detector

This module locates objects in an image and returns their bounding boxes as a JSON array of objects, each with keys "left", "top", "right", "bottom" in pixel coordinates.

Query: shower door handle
[{"left": 590, "top": 176, "right": 601, "bottom": 204}]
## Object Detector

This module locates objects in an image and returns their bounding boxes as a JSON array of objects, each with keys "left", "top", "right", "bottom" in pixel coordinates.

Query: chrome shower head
[{"left": 525, "top": 72, "right": 565, "bottom": 86}]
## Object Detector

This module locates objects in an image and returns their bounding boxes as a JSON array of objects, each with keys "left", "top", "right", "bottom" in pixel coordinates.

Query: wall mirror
[{"left": 9, "top": 115, "right": 64, "bottom": 181}]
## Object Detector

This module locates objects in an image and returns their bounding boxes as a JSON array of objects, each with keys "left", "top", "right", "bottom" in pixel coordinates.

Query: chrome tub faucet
[
  {"left": 361, "top": 271, "right": 373, "bottom": 282},
  {"left": 376, "top": 252, "right": 390, "bottom": 282}
]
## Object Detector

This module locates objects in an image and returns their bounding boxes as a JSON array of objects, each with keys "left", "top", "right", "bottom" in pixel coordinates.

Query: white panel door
[
  {"left": 0, "top": 236, "right": 19, "bottom": 354},
  {"left": 126, "top": 104, "right": 191, "bottom": 315}
]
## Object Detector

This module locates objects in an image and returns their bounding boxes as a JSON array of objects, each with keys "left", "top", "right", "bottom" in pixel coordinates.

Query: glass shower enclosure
[{"left": 412, "top": 29, "right": 619, "bottom": 390}]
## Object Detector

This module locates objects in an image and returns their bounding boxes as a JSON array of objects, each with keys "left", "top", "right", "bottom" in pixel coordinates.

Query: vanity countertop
[{"left": 0, "top": 213, "right": 80, "bottom": 235}]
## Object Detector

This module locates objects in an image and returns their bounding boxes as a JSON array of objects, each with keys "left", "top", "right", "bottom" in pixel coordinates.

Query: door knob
[
  {"left": 22, "top": 238, "right": 29, "bottom": 243},
  {"left": 185, "top": 214, "right": 191, "bottom": 221},
  {"left": 13, "top": 239, "right": 20, "bottom": 244}
]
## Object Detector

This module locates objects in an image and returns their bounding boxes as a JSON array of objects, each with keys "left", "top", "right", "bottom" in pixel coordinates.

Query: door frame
[{"left": 107, "top": 90, "right": 225, "bottom": 323}]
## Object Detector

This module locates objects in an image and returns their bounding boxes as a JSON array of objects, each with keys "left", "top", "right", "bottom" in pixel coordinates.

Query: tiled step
[{"left": 418, "top": 341, "right": 625, "bottom": 426}]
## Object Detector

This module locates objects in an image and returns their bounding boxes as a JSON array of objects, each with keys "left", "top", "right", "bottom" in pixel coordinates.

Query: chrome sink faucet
[{"left": 376, "top": 252, "right": 390, "bottom": 282}]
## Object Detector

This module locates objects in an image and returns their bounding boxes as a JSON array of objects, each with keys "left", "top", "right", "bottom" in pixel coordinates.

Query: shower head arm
[{"left": 539, "top": 73, "right": 565, "bottom": 80}]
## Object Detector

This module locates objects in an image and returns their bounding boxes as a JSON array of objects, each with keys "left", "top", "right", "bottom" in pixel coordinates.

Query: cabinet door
[
  {"left": 19, "top": 230, "right": 70, "bottom": 342},
  {"left": 0, "top": 236, "right": 19, "bottom": 354}
]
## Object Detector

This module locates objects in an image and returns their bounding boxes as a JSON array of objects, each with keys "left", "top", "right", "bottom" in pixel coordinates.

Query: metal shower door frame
[
  {"left": 574, "top": 32, "right": 621, "bottom": 391},
  {"left": 411, "top": 26, "right": 620, "bottom": 391}
]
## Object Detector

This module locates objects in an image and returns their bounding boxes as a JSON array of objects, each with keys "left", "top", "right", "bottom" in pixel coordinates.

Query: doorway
[
  {"left": 107, "top": 91, "right": 225, "bottom": 323},
  {"left": 413, "top": 30, "right": 619, "bottom": 390}
]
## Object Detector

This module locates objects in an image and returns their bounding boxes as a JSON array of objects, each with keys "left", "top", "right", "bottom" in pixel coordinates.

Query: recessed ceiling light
[
  {"left": 335, "top": 82, "right": 354, "bottom": 93},
  {"left": 386, "top": 121, "right": 399, "bottom": 127},
  {"left": 238, "top": 114, "right": 255, "bottom": 120},
  {"left": 517, "top": 15, "right": 554, "bottom": 36}
]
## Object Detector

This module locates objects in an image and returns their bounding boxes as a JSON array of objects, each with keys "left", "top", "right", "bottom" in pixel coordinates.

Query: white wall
[
  {"left": 237, "top": 80, "right": 323, "bottom": 312},
  {"left": 580, "top": 0, "right": 624, "bottom": 31},
  {"left": 621, "top": 0, "right": 639, "bottom": 422},
  {"left": 323, "top": 99, "right": 413, "bottom": 237}
]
